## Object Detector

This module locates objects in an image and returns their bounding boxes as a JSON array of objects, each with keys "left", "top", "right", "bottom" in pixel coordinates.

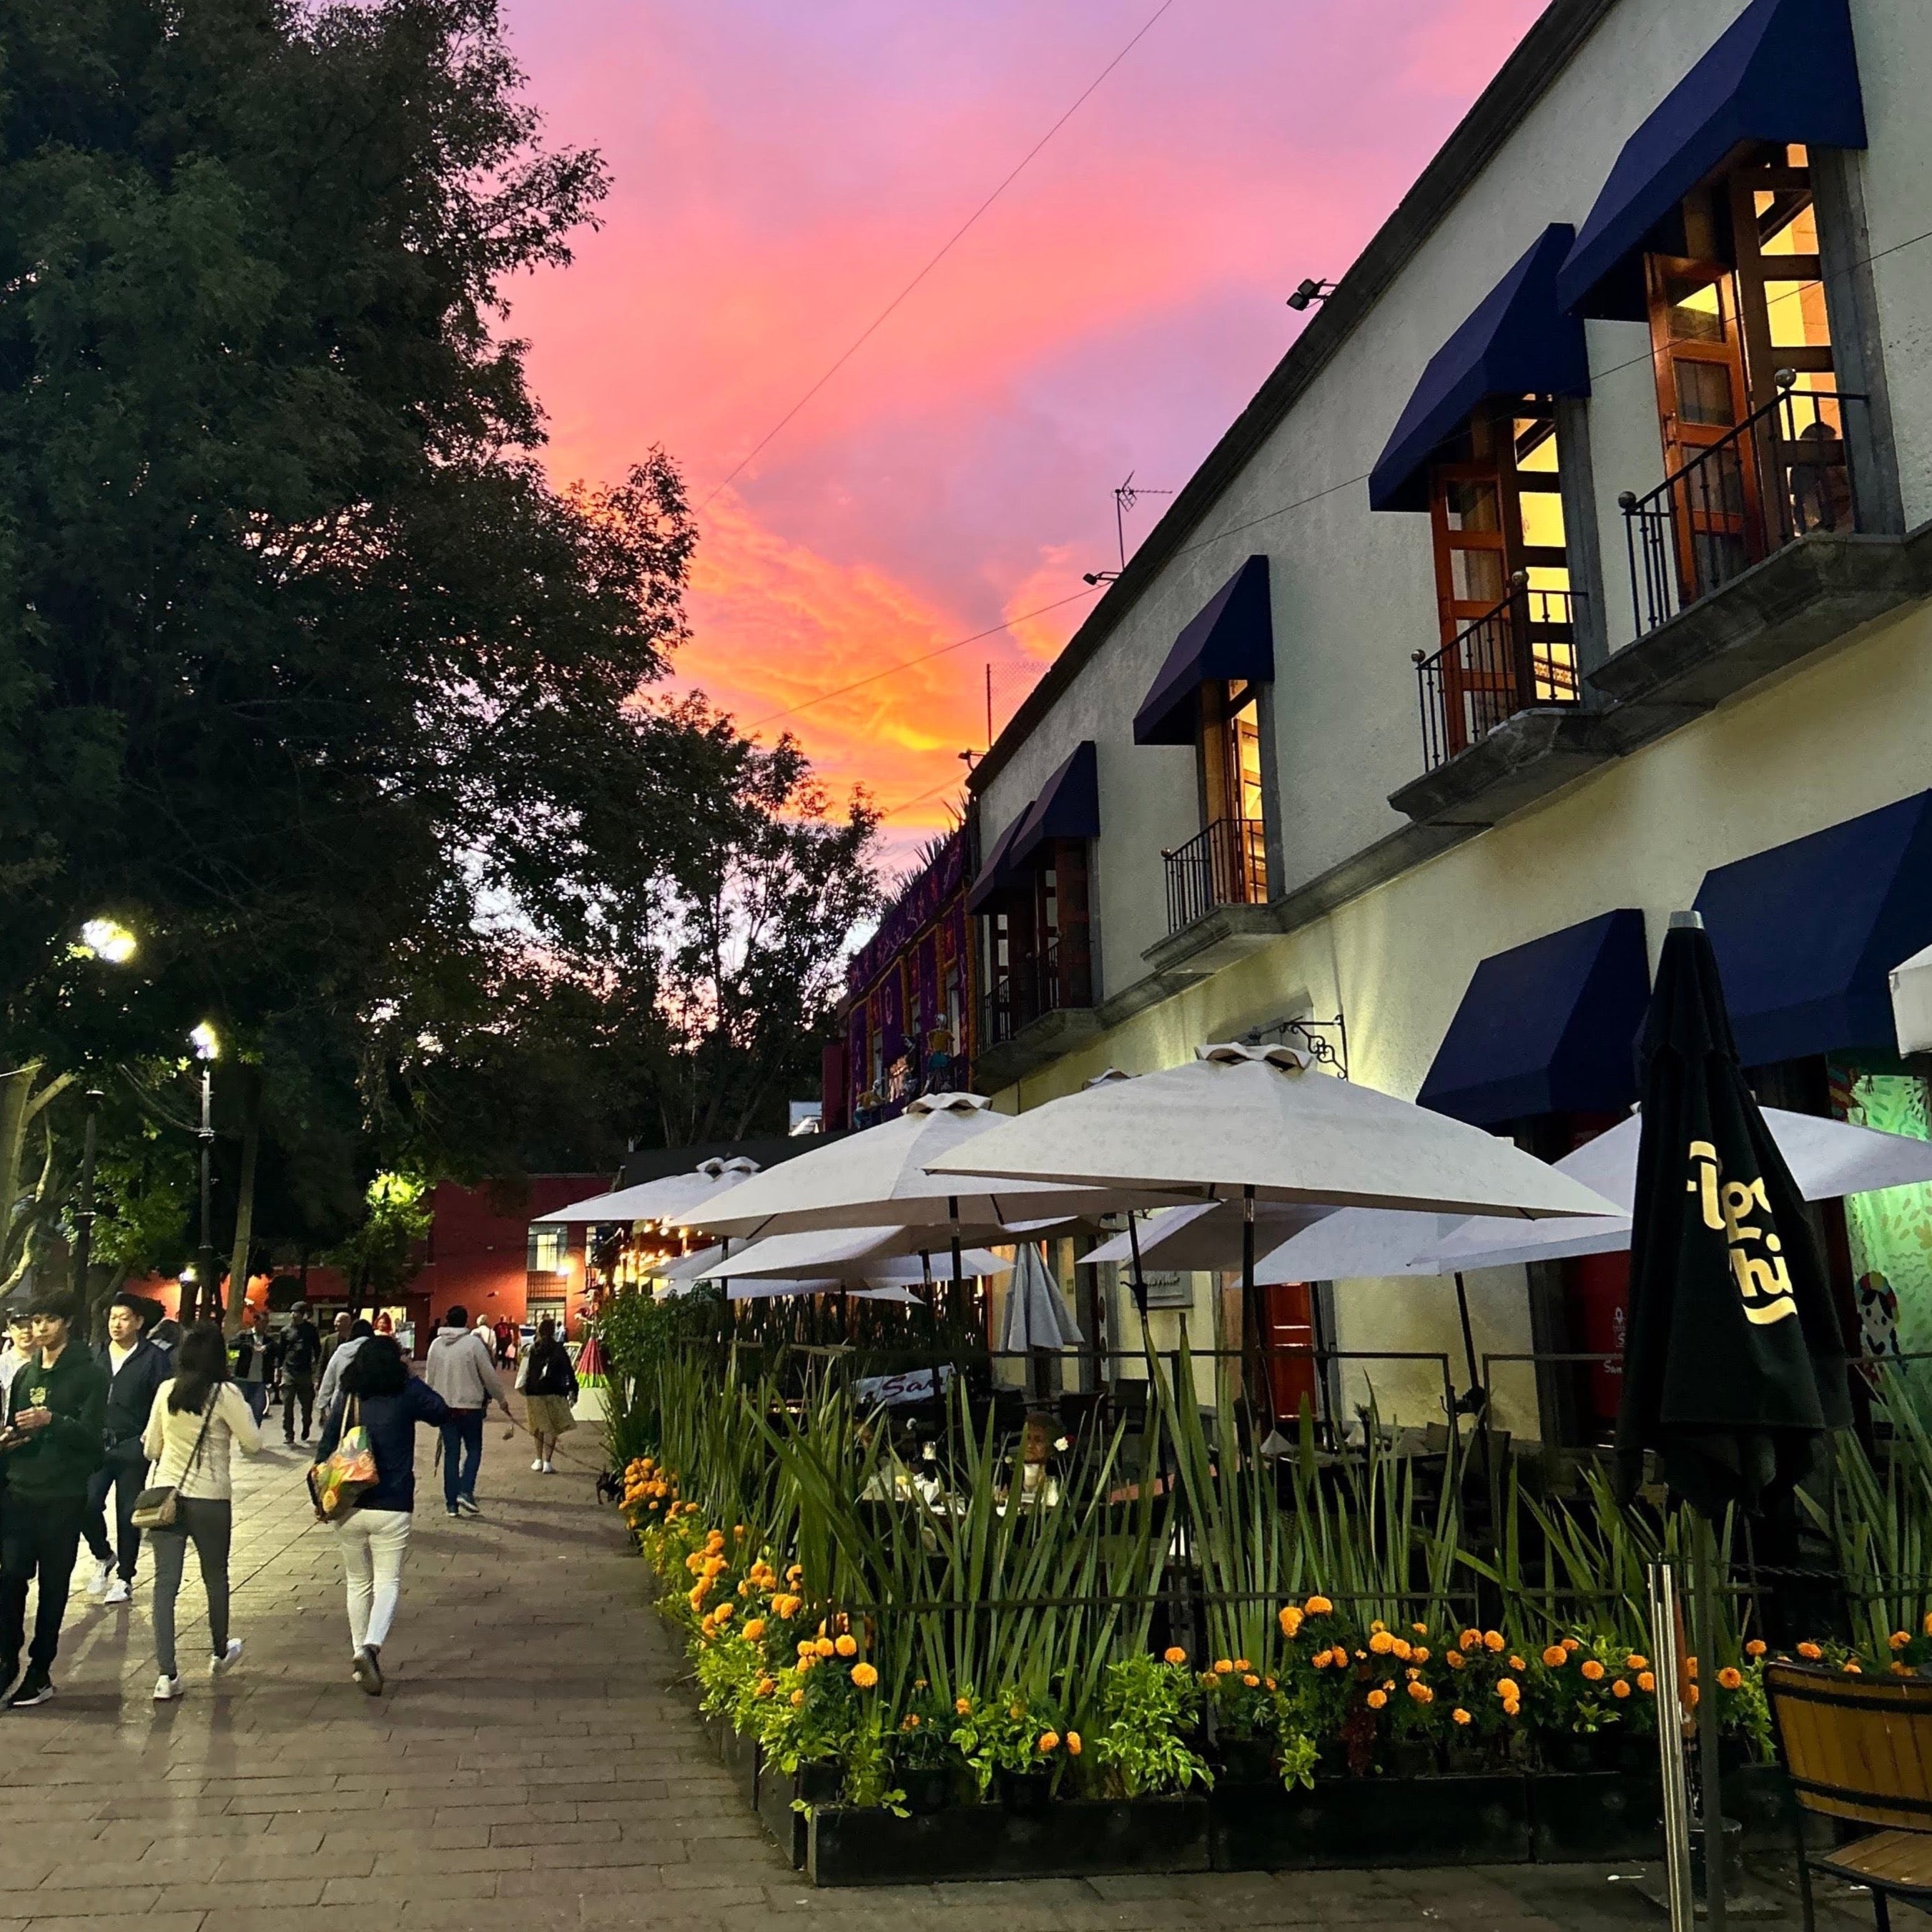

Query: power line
[
  {"left": 741, "top": 219, "right": 1932, "bottom": 744},
  {"left": 698, "top": 0, "right": 1182, "bottom": 510}
]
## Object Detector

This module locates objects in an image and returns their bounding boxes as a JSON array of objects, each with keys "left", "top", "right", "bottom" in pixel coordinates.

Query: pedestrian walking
[
  {"left": 0, "top": 1293, "right": 108, "bottom": 1707},
  {"left": 82, "top": 1295, "right": 171, "bottom": 1606},
  {"left": 142, "top": 1323, "right": 260, "bottom": 1700},
  {"left": 311, "top": 1334, "right": 450, "bottom": 1695},
  {"left": 315, "top": 1317, "right": 373, "bottom": 1417},
  {"left": 320, "top": 1311, "right": 353, "bottom": 1371},
  {"left": 0, "top": 1307, "right": 34, "bottom": 1419},
  {"left": 279, "top": 1304, "right": 322, "bottom": 1444},
  {"left": 423, "top": 1307, "right": 508, "bottom": 1517},
  {"left": 232, "top": 1308, "right": 270, "bottom": 1426},
  {"left": 493, "top": 1316, "right": 515, "bottom": 1369},
  {"left": 519, "top": 1317, "right": 579, "bottom": 1474}
]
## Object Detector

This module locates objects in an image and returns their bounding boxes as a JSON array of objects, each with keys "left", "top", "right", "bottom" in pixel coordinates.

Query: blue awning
[
  {"left": 965, "top": 807, "right": 1033, "bottom": 915},
  {"left": 1418, "top": 910, "right": 1652, "bottom": 1128},
  {"left": 1368, "top": 226, "right": 1590, "bottom": 514},
  {"left": 1557, "top": 0, "right": 1867, "bottom": 320},
  {"left": 1010, "top": 741, "right": 1099, "bottom": 869},
  {"left": 1694, "top": 791, "right": 1932, "bottom": 1066},
  {"left": 1132, "top": 556, "right": 1273, "bottom": 746}
]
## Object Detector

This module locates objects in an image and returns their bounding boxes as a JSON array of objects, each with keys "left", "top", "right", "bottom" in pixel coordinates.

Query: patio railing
[
  {"left": 982, "top": 936, "right": 1080, "bottom": 1046},
  {"left": 1621, "top": 374, "right": 1866, "bottom": 638},
  {"left": 1413, "top": 580, "right": 1582, "bottom": 771},
  {"left": 1163, "top": 816, "right": 1266, "bottom": 935}
]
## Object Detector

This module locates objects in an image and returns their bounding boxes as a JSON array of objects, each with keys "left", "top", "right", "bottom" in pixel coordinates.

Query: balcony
[
  {"left": 975, "top": 937, "right": 1101, "bottom": 1092},
  {"left": 1163, "top": 817, "right": 1266, "bottom": 937},
  {"left": 1413, "top": 581, "right": 1582, "bottom": 772},
  {"left": 1620, "top": 376, "right": 1866, "bottom": 637}
]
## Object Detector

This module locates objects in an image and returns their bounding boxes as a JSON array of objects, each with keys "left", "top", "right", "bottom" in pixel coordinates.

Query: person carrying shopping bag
[
  {"left": 141, "top": 1322, "right": 260, "bottom": 1700},
  {"left": 311, "top": 1334, "right": 449, "bottom": 1696}
]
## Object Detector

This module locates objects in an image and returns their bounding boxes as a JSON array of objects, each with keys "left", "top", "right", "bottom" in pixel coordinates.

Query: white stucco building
[{"left": 962, "top": 0, "right": 1932, "bottom": 1445}]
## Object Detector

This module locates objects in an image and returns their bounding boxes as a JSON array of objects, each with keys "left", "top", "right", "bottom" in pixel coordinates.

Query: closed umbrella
[
  {"left": 1620, "top": 913, "right": 1854, "bottom": 1932},
  {"left": 998, "top": 1243, "right": 1085, "bottom": 1351}
]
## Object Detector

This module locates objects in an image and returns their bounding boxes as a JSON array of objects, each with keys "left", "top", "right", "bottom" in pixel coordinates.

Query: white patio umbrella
[
  {"left": 1079, "top": 1199, "right": 1336, "bottom": 1273},
  {"left": 706, "top": 1231, "right": 1012, "bottom": 1286},
  {"left": 1892, "top": 942, "right": 1932, "bottom": 1055},
  {"left": 686, "top": 1092, "right": 1160, "bottom": 1240},
  {"left": 723, "top": 1280, "right": 926, "bottom": 1304},
  {"left": 998, "top": 1243, "right": 1085, "bottom": 1351},
  {"left": 532, "top": 1156, "right": 761, "bottom": 1229},
  {"left": 1410, "top": 1104, "right": 1932, "bottom": 1275},
  {"left": 928, "top": 1046, "right": 1620, "bottom": 1221}
]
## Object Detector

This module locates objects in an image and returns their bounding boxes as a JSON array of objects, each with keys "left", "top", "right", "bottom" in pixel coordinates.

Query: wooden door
[
  {"left": 1261, "top": 1279, "right": 1319, "bottom": 1424},
  {"left": 1428, "top": 461, "right": 1519, "bottom": 755},
  {"left": 1646, "top": 253, "right": 1761, "bottom": 598}
]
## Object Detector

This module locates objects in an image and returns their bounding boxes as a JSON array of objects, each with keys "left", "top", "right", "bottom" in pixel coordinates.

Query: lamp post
[
  {"left": 69, "top": 1088, "right": 103, "bottom": 1314},
  {"left": 192, "top": 1022, "right": 220, "bottom": 1322}
]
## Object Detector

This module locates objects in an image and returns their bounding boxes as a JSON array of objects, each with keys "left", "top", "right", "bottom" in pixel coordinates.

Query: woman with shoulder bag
[
  {"left": 140, "top": 1323, "right": 261, "bottom": 1700},
  {"left": 312, "top": 1334, "right": 450, "bottom": 1696}
]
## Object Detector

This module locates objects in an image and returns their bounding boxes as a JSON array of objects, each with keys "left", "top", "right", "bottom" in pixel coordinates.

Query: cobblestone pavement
[{"left": 0, "top": 1409, "right": 1909, "bottom": 1931}]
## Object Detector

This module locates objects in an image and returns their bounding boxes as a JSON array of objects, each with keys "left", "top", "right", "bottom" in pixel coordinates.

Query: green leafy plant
[{"left": 1093, "top": 1654, "right": 1212, "bottom": 1798}]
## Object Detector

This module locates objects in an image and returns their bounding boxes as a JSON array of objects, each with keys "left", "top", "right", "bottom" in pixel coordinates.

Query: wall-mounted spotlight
[{"left": 1286, "top": 277, "right": 1337, "bottom": 312}]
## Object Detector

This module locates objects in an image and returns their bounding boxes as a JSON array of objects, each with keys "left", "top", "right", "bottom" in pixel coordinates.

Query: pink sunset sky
[{"left": 501, "top": 0, "right": 1548, "bottom": 851}]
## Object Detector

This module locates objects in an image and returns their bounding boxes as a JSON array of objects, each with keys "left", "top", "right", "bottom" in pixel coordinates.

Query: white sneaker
[
  {"left": 531, "top": 1458, "right": 545, "bottom": 1471},
  {"left": 212, "top": 1639, "right": 243, "bottom": 1675},
  {"left": 87, "top": 1559, "right": 113, "bottom": 1599},
  {"left": 103, "top": 1577, "right": 131, "bottom": 1606},
  {"left": 153, "top": 1674, "right": 182, "bottom": 1701},
  {"left": 541, "top": 1461, "right": 555, "bottom": 1474}
]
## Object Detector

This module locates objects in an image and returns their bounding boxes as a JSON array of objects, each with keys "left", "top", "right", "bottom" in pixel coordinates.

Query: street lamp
[
  {"left": 69, "top": 918, "right": 138, "bottom": 1315},
  {"left": 74, "top": 918, "right": 137, "bottom": 965},
  {"left": 192, "top": 1023, "right": 220, "bottom": 1322}
]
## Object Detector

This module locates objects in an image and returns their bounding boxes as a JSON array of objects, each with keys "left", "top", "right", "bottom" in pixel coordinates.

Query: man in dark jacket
[
  {"left": 82, "top": 1294, "right": 172, "bottom": 1605},
  {"left": 280, "top": 1305, "right": 321, "bottom": 1444},
  {"left": 0, "top": 1293, "right": 108, "bottom": 1707}
]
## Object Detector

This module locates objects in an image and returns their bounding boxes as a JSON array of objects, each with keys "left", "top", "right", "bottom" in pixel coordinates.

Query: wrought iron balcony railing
[
  {"left": 982, "top": 937, "right": 1078, "bottom": 1048},
  {"left": 1162, "top": 817, "right": 1266, "bottom": 936},
  {"left": 1413, "top": 581, "right": 1582, "bottom": 772},
  {"left": 1620, "top": 375, "right": 1865, "bottom": 638}
]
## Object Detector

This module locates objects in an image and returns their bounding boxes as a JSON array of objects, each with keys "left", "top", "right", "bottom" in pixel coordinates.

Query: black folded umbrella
[{"left": 1615, "top": 916, "right": 1851, "bottom": 1516}]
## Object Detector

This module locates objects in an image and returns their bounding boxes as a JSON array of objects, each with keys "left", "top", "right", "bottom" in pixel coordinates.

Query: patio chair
[{"left": 1765, "top": 1660, "right": 1932, "bottom": 1931}]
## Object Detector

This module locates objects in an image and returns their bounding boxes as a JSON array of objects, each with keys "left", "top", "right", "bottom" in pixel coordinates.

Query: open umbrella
[
  {"left": 531, "top": 1156, "right": 761, "bottom": 1228},
  {"left": 1078, "top": 1199, "right": 1334, "bottom": 1273},
  {"left": 1620, "top": 912, "right": 1855, "bottom": 1932},
  {"left": 706, "top": 1233, "right": 1012, "bottom": 1286}
]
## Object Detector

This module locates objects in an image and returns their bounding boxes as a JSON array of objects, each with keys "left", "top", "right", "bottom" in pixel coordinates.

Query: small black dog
[{"left": 594, "top": 1468, "right": 623, "bottom": 1505}]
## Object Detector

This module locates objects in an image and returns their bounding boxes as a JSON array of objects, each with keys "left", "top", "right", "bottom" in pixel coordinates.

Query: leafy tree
[{"left": 326, "top": 1172, "right": 431, "bottom": 1312}]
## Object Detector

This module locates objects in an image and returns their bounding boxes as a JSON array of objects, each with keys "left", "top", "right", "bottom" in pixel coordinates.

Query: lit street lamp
[
  {"left": 68, "top": 919, "right": 138, "bottom": 1317},
  {"left": 192, "top": 1023, "right": 220, "bottom": 1322}
]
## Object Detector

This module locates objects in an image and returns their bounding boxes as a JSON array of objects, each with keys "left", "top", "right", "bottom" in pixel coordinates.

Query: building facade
[
  {"left": 965, "top": 0, "right": 1932, "bottom": 1441},
  {"left": 828, "top": 830, "right": 975, "bottom": 1129}
]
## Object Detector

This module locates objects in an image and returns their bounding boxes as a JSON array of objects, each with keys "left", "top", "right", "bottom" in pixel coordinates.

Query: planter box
[
  {"left": 1528, "top": 1772, "right": 1662, "bottom": 1863},
  {"left": 757, "top": 1763, "right": 841, "bottom": 1871},
  {"left": 1209, "top": 1775, "right": 1531, "bottom": 1873},
  {"left": 808, "top": 1795, "right": 1211, "bottom": 1888},
  {"left": 719, "top": 1717, "right": 759, "bottom": 1809}
]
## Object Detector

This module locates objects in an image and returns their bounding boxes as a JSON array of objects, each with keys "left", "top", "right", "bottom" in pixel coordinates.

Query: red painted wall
[{"left": 413, "top": 1174, "right": 612, "bottom": 1338}]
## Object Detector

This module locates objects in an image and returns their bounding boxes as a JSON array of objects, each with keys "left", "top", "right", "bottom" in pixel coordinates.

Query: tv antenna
[{"left": 1084, "top": 471, "right": 1173, "bottom": 584}]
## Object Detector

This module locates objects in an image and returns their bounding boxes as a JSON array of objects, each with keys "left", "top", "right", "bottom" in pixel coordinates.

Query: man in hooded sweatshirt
[{"left": 422, "top": 1308, "right": 508, "bottom": 1519}]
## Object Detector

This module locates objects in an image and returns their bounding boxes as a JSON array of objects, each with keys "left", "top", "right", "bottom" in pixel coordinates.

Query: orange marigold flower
[
  {"left": 1452, "top": 1707, "right": 1472, "bottom": 1726},
  {"left": 1163, "top": 1647, "right": 1188, "bottom": 1666},
  {"left": 1306, "top": 1595, "right": 1334, "bottom": 1616},
  {"left": 1368, "top": 1632, "right": 1396, "bottom": 1655},
  {"left": 1391, "top": 1640, "right": 1413, "bottom": 1662},
  {"left": 743, "top": 1619, "right": 766, "bottom": 1642},
  {"left": 1243, "top": 1675, "right": 1260, "bottom": 1688},
  {"left": 1745, "top": 1640, "right": 1767, "bottom": 1658},
  {"left": 835, "top": 1634, "right": 858, "bottom": 1657},
  {"left": 755, "top": 1678, "right": 776, "bottom": 1698},
  {"left": 1408, "top": 1682, "right": 1434, "bottom": 1704},
  {"left": 1843, "top": 1662, "right": 1863, "bottom": 1675},
  {"left": 1067, "top": 1732, "right": 1083, "bottom": 1755},
  {"left": 1717, "top": 1667, "right": 1743, "bottom": 1690},
  {"left": 790, "top": 1690, "right": 806, "bottom": 1708},
  {"left": 1038, "top": 1731, "right": 1060, "bottom": 1753},
  {"left": 1891, "top": 1632, "right": 1912, "bottom": 1651},
  {"left": 1798, "top": 1642, "right": 1824, "bottom": 1660},
  {"left": 1638, "top": 1672, "right": 1657, "bottom": 1693},
  {"left": 1412, "top": 1647, "right": 1431, "bottom": 1664},
  {"left": 1496, "top": 1679, "right": 1520, "bottom": 1700},
  {"left": 1263, "top": 1678, "right": 1277, "bottom": 1692},
  {"left": 1278, "top": 1605, "right": 1304, "bottom": 1638},
  {"left": 1459, "top": 1630, "right": 1483, "bottom": 1651},
  {"left": 1213, "top": 1659, "right": 1235, "bottom": 1675},
  {"left": 714, "top": 1604, "right": 734, "bottom": 1623},
  {"left": 1580, "top": 1660, "right": 1605, "bottom": 1682},
  {"left": 1612, "top": 1678, "right": 1632, "bottom": 1700},
  {"left": 1366, "top": 1690, "right": 1388, "bottom": 1710},
  {"left": 1370, "top": 1620, "right": 1388, "bottom": 1635},
  {"left": 1404, "top": 1667, "right": 1422, "bottom": 1682},
  {"left": 1484, "top": 1632, "right": 1507, "bottom": 1653},
  {"left": 1892, "top": 1661, "right": 1912, "bottom": 1677},
  {"left": 851, "top": 1662, "right": 878, "bottom": 1690},
  {"left": 1924, "top": 1612, "right": 1932, "bottom": 1639},
  {"left": 956, "top": 1697, "right": 973, "bottom": 1715},
  {"left": 1311, "top": 1650, "right": 1333, "bottom": 1670},
  {"left": 1626, "top": 1655, "right": 1648, "bottom": 1671},
  {"left": 814, "top": 1637, "right": 836, "bottom": 1658},
  {"left": 1509, "top": 1655, "right": 1527, "bottom": 1672},
  {"left": 1541, "top": 1645, "right": 1568, "bottom": 1669},
  {"left": 1502, "top": 1698, "right": 1521, "bottom": 1718},
  {"left": 1412, "top": 1622, "right": 1429, "bottom": 1636},
  {"left": 1446, "top": 1651, "right": 1466, "bottom": 1670}
]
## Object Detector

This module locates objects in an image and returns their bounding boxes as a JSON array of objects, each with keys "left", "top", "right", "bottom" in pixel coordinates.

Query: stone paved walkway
[{"left": 0, "top": 1405, "right": 1909, "bottom": 1931}]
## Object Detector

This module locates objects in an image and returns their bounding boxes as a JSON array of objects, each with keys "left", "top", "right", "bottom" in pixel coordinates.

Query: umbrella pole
[
  {"left": 1243, "top": 1184, "right": 1271, "bottom": 1448},
  {"left": 948, "top": 1194, "right": 968, "bottom": 1349},
  {"left": 1695, "top": 1512, "right": 1730, "bottom": 1932},
  {"left": 1647, "top": 1559, "right": 1697, "bottom": 1932}
]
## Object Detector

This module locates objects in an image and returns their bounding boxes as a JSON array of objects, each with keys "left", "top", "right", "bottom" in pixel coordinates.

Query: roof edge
[{"left": 969, "top": 0, "right": 1620, "bottom": 797}]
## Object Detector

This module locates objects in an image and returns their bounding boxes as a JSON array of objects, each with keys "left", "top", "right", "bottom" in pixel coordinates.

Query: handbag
[
  {"left": 131, "top": 1396, "right": 215, "bottom": 1531},
  {"left": 307, "top": 1396, "right": 378, "bottom": 1520}
]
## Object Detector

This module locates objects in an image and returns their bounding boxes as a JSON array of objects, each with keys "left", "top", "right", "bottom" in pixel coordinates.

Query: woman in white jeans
[
  {"left": 311, "top": 1334, "right": 450, "bottom": 1695},
  {"left": 142, "top": 1323, "right": 262, "bottom": 1700}
]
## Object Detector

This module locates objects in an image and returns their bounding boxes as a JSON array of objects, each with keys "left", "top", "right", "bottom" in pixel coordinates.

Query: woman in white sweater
[{"left": 140, "top": 1323, "right": 262, "bottom": 1700}]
